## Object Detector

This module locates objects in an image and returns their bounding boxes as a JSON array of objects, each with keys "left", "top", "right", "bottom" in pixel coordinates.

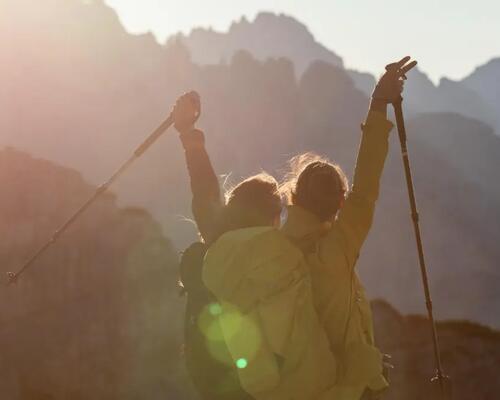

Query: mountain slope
[
  {"left": 462, "top": 58, "right": 500, "bottom": 131},
  {"left": 403, "top": 68, "right": 498, "bottom": 132},
  {"left": 372, "top": 300, "right": 500, "bottom": 400},
  {"left": 0, "top": 148, "right": 190, "bottom": 399},
  {"left": 360, "top": 112, "right": 500, "bottom": 328}
]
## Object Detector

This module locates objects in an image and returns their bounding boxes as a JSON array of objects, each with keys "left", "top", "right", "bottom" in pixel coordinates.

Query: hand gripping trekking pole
[
  {"left": 5, "top": 91, "right": 201, "bottom": 286},
  {"left": 392, "top": 96, "right": 452, "bottom": 399}
]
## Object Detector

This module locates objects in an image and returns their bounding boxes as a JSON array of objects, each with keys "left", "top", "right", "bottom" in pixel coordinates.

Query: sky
[{"left": 104, "top": 0, "right": 499, "bottom": 83}]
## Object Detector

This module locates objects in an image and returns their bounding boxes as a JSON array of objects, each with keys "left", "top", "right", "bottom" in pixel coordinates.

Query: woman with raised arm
[{"left": 280, "top": 57, "right": 417, "bottom": 400}]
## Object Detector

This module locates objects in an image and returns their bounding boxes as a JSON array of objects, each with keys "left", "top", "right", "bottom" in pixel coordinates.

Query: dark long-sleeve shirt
[{"left": 179, "top": 129, "right": 222, "bottom": 245}]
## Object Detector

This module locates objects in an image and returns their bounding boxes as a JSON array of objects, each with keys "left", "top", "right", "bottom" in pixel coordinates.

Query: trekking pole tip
[
  {"left": 431, "top": 372, "right": 453, "bottom": 399},
  {"left": 6, "top": 271, "right": 19, "bottom": 286}
]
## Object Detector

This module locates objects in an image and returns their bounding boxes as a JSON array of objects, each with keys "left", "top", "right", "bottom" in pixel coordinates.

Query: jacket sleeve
[
  {"left": 179, "top": 129, "right": 223, "bottom": 244},
  {"left": 323, "top": 111, "right": 393, "bottom": 267}
]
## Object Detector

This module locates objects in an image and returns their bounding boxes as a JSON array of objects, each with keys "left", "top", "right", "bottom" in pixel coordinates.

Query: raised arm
[
  {"left": 331, "top": 109, "right": 392, "bottom": 266},
  {"left": 173, "top": 92, "right": 222, "bottom": 244},
  {"left": 331, "top": 57, "right": 417, "bottom": 267}
]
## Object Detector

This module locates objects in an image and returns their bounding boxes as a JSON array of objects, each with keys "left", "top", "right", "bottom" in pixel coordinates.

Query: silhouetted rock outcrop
[
  {"left": 404, "top": 68, "right": 498, "bottom": 132},
  {"left": 372, "top": 299, "right": 500, "bottom": 400},
  {"left": 0, "top": 148, "right": 189, "bottom": 399},
  {"left": 175, "top": 12, "right": 343, "bottom": 73},
  {"left": 462, "top": 57, "right": 500, "bottom": 131}
]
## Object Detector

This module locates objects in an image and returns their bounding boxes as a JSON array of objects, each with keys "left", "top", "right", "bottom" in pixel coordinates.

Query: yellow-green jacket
[
  {"left": 203, "top": 226, "right": 340, "bottom": 400},
  {"left": 281, "top": 111, "right": 394, "bottom": 399}
]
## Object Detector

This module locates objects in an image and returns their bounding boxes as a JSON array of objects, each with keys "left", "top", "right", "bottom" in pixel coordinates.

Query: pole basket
[{"left": 431, "top": 374, "right": 452, "bottom": 400}]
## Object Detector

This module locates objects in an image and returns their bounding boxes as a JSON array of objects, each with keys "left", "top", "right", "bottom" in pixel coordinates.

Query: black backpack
[{"left": 179, "top": 242, "right": 253, "bottom": 400}]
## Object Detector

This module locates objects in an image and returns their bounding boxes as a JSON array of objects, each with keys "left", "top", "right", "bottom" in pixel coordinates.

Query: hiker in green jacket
[
  {"left": 174, "top": 96, "right": 341, "bottom": 399},
  {"left": 280, "top": 56, "right": 417, "bottom": 400}
]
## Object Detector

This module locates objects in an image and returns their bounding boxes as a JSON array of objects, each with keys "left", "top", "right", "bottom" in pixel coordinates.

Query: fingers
[
  {"left": 187, "top": 91, "right": 201, "bottom": 116},
  {"left": 175, "top": 94, "right": 194, "bottom": 115},
  {"left": 400, "top": 60, "right": 417, "bottom": 75},
  {"left": 384, "top": 62, "right": 399, "bottom": 72},
  {"left": 173, "top": 91, "right": 201, "bottom": 129},
  {"left": 396, "top": 56, "right": 411, "bottom": 68},
  {"left": 177, "top": 92, "right": 193, "bottom": 106},
  {"left": 187, "top": 90, "right": 200, "bottom": 103},
  {"left": 177, "top": 91, "right": 200, "bottom": 110},
  {"left": 385, "top": 57, "right": 417, "bottom": 79},
  {"left": 385, "top": 56, "right": 409, "bottom": 72},
  {"left": 374, "top": 57, "right": 415, "bottom": 102}
]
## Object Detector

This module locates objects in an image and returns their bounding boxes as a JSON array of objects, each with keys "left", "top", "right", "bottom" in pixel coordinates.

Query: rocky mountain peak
[{"left": 176, "top": 11, "right": 343, "bottom": 74}]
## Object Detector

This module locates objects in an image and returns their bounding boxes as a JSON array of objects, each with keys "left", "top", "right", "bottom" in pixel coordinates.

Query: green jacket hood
[{"left": 203, "top": 226, "right": 303, "bottom": 311}]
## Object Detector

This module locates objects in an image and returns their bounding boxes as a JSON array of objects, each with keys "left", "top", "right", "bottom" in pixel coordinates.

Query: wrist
[
  {"left": 179, "top": 128, "right": 205, "bottom": 149},
  {"left": 369, "top": 98, "right": 388, "bottom": 116},
  {"left": 176, "top": 124, "right": 196, "bottom": 136}
]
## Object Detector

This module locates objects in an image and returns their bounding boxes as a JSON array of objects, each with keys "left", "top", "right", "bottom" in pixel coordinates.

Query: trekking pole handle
[{"left": 135, "top": 91, "right": 201, "bottom": 157}]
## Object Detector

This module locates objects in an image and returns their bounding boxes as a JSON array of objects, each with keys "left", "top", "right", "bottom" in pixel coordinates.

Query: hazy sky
[{"left": 105, "top": 0, "right": 499, "bottom": 83}]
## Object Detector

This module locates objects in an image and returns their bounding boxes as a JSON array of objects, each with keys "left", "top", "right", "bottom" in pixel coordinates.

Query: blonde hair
[
  {"left": 221, "top": 172, "right": 281, "bottom": 231},
  {"left": 281, "top": 152, "right": 348, "bottom": 221}
]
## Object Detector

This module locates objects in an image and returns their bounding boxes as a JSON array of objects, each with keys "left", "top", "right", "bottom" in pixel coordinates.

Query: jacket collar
[{"left": 281, "top": 205, "right": 323, "bottom": 238}]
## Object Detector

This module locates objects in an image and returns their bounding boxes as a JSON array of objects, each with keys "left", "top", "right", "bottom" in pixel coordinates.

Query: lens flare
[{"left": 197, "top": 302, "right": 262, "bottom": 366}]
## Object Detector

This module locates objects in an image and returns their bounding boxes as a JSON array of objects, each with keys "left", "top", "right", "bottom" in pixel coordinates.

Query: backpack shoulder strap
[{"left": 179, "top": 241, "right": 208, "bottom": 296}]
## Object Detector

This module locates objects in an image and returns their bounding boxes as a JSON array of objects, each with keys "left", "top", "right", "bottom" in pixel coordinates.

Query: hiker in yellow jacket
[{"left": 280, "top": 56, "right": 417, "bottom": 399}]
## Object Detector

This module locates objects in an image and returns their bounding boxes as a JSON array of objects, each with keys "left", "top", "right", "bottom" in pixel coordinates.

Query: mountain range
[
  {"left": 1, "top": 0, "right": 499, "bottom": 330},
  {"left": 176, "top": 11, "right": 500, "bottom": 134}
]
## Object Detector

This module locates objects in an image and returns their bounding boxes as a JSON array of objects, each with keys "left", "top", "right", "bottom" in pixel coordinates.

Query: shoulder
[
  {"left": 215, "top": 227, "right": 301, "bottom": 261},
  {"left": 203, "top": 227, "right": 305, "bottom": 299}
]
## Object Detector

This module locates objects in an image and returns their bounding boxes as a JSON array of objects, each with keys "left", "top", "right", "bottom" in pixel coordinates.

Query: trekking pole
[
  {"left": 5, "top": 91, "right": 200, "bottom": 286},
  {"left": 392, "top": 96, "right": 452, "bottom": 399}
]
